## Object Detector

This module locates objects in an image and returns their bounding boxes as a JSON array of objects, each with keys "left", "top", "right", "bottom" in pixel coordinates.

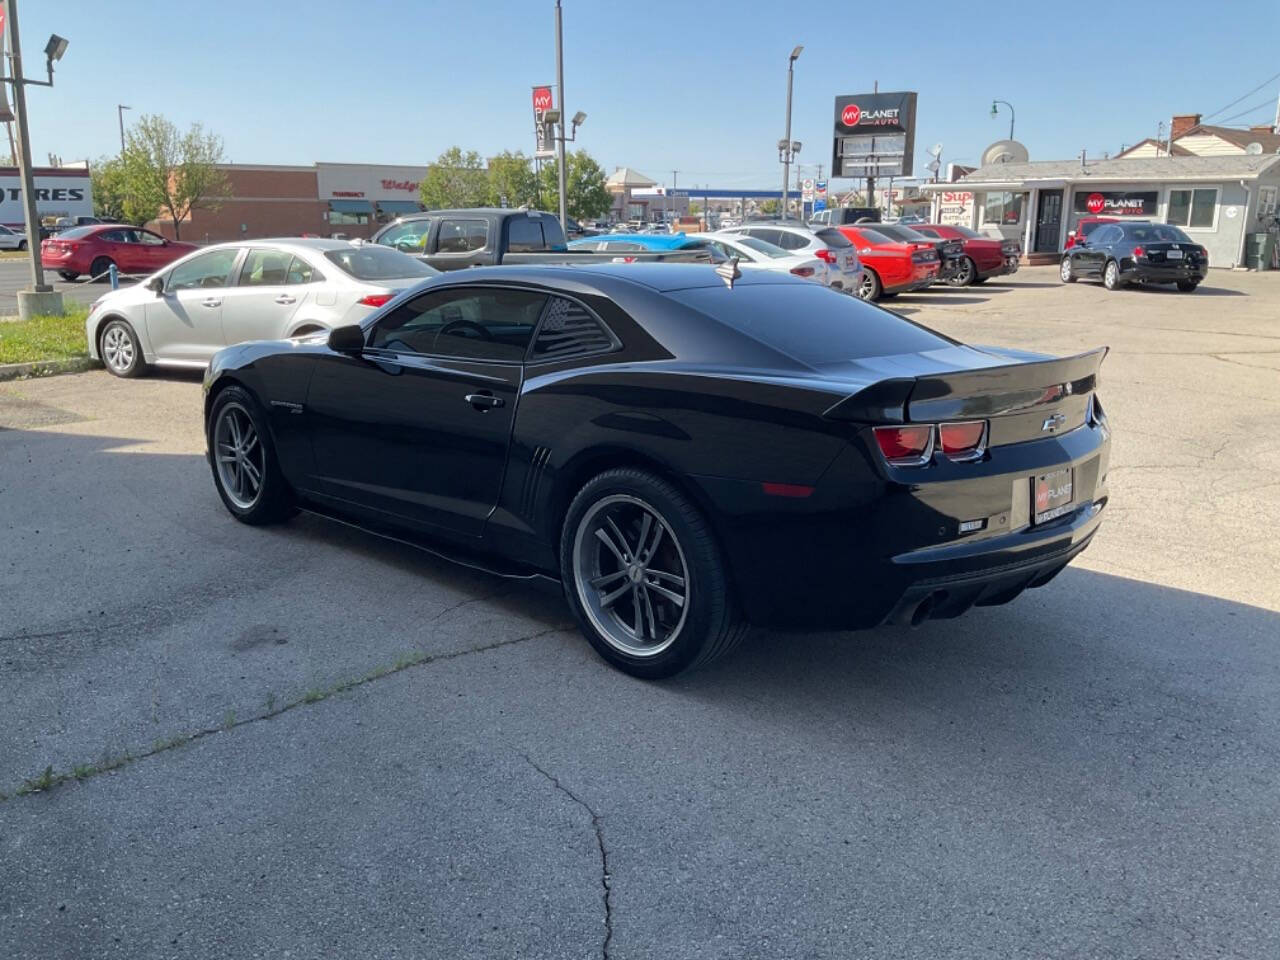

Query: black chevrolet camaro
[
  {"left": 203, "top": 263, "right": 1111, "bottom": 678},
  {"left": 1060, "top": 221, "right": 1208, "bottom": 292}
]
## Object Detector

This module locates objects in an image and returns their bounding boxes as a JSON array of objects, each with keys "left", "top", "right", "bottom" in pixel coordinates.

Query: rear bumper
[
  {"left": 1121, "top": 262, "right": 1206, "bottom": 283},
  {"left": 978, "top": 256, "right": 1019, "bottom": 278}
]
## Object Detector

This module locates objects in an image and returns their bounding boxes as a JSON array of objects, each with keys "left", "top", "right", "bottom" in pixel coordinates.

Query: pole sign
[
  {"left": 532, "top": 84, "right": 556, "bottom": 159},
  {"left": 832, "top": 91, "right": 917, "bottom": 179},
  {"left": 801, "top": 178, "right": 815, "bottom": 202},
  {"left": 813, "top": 179, "right": 827, "bottom": 212},
  {"left": 1073, "top": 190, "right": 1157, "bottom": 216}
]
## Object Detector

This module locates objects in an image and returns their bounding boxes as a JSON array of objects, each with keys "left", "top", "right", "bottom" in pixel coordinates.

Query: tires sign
[{"left": 1073, "top": 190, "right": 1157, "bottom": 216}]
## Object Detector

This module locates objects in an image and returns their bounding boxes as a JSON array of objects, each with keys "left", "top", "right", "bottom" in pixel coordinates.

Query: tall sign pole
[
  {"left": 553, "top": 0, "right": 567, "bottom": 234},
  {"left": 6, "top": 0, "right": 50, "bottom": 296}
]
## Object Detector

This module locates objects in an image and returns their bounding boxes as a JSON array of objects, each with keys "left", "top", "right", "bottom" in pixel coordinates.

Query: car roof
[
  {"left": 429, "top": 261, "right": 808, "bottom": 294},
  {"left": 732, "top": 222, "right": 817, "bottom": 235}
]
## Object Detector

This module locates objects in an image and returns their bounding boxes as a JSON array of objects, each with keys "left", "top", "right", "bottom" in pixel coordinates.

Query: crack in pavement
[
  {"left": 524, "top": 754, "right": 614, "bottom": 960},
  {"left": 2, "top": 625, "right": 570, "bottom": 802}
]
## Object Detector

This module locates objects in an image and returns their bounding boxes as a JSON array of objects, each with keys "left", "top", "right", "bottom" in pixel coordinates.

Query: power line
[
  {"left": 1203, "top": 71, "right": 1280, "bottom": 121},
  {"left": 1216, "top": 97, "right": 1276, "bottom": 126}
]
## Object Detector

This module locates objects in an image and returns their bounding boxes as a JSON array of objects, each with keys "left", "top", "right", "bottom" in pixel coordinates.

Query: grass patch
[{"left": 0, "top": 307, "right": 90, "bottom": 365}]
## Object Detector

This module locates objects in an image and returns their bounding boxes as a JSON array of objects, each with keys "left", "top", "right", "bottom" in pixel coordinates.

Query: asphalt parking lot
[
  {"left": 2, "top": 266, "right": 1278, "bottom": 959},
  {"left": 0, "top": 259, "right": 137, "bottom": 316}
]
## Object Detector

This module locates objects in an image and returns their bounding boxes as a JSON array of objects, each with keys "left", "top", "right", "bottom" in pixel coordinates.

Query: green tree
[
  {"left": 122, "top": 114, "right": 228, "bottom": 239},
  {"left": 90, "top": 156, "right": 159, "bottom": 225},
  {"left": 689, "top": 201, "right": 702, "bottom": 215},
  {"left": 759, "top": 199, "right": 779, "bottom": 215},
  {"left": 537, "top": 150, "right": 612, "bottom": 221},
  {"left": 486, "top": 150, "right": 537, "bottom": 208},
  {"left": 420, "top": 147, "right": 490, "bottom": 209}
]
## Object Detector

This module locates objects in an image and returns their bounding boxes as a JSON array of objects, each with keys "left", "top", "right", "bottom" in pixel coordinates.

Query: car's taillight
[
  {"left": 789, "top": 266, "right": 814, "bottom": 277},
  {"left": 1199, "top": 246, "right": 1209, "bottom": 262},
  {"left": 1132, "top": 245, "right": 1144, "bottom": 259},
  {"left": 873, "top": 425, "right": 933, "bottom": 465},
  {"left": 358, "top": 293, "right": 394, "bottom": 307},
  {"left": 815, "top": 248, "right": 836, "bottom": 264},
  {"left": 938, "top": 420, "right": 988, "bottom": 461}
]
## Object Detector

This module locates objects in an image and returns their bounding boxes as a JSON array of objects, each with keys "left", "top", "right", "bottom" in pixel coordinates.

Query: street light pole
[
  {"left": 554, "top": 0, "right": 568, "bottom": 235},
  {"left": 7, "top": 0, "right": 48, "bottom": 295},
  {"left": 991, "top": 99, "right": 1015, "bottom": 141},
  {"left": 781, "top": 45, "right": 802, "bottom": 220},
  {"left": 117, "top": 104, "right": 130, "bottom": 155}
]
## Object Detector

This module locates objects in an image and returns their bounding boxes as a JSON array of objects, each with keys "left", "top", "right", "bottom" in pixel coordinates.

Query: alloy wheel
[
  {"left": 1105, "top": 261, "right": 1119, "bottom": 289},
  {"left": 1060, "top": 258, "right": 1072, "bottom": 282},
  {"left": 101, "top": 324, "right": 135, "bottom": 374},
  {"left": 213, "top": 402, "right": 265, "bottom": 510},
  {"left": 857, "top": 271, "right": 877, "bottom": 301},
  {"left": 572, "top": 494, "right": 690, "bottom": 657}
]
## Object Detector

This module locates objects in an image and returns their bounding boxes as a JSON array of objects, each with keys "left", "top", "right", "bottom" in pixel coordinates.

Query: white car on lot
[
  {"left": 688, "top": 232, "right": 825, "bottom": 283},
  {"left": 0, "top": 224, "right": 28, "bottom": 250},
  {"left": 86, "top": 238, "right": 437, "bottom": 378},
  {"left": 718, "top": 222, "right": 862, "bottom": 294}
]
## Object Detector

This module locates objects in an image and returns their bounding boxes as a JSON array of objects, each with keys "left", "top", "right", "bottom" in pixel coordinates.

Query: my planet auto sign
[
  {"left": 833, "top": 91, "right": 917, "bottom": 177},
  {"left": 1073, "top": 190, "right": 1157, "bottom": 216}
]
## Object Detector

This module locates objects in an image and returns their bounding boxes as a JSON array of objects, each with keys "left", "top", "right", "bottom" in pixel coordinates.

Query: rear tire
[
  {"left": 1059, "top": 257, "right": 1076, "bottom": 283},
  {"left": 948, "top": 256, "right": 976, "bottom": 287},
  {"left": 58, "top": 270, "right": 78, "bottom": 282},
  {"left": 560, "top": 468, "right": 747, "bottom": 679},
  {"left": 206, "top": 385, "right": 295, "bottom": 526},
  {"left": 856, "top": 268, "right": 882, "bottom": 301},
  {"left": 16, "top": 240, "right": 26, "bottom": 251},
  {"left": 1103, "top": 259, "right": 1123, "bottom": 290},
  {"left": 89, "top": 256, "right": 115, "bottom": 282},
  {"left": 1176, "top": 280, "right": 1198, "bottom": 293}
]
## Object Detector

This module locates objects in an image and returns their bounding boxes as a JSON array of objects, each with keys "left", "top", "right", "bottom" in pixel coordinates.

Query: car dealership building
[{"left": 921, "top": 153, "right": 1280, "bottom": 267}]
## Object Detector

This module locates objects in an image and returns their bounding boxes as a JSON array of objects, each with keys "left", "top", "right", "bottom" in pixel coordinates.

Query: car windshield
[
  {"left": 813, "top": 227, "right": 853, "bottom": 248},
  {"left": 324, "top": 246, "right": 438, "bottom": 280},
  {"left": 670, "top": 284, "right": 956, "bottom": 365},
  {"left": 55, "top": 226, "right": 98, "bottom": 240},
  {"left": 1129, "top": 224, "right": 1192, "bottom": 243},
  {"left": 733, "top": 236, "right": 789, "bottom": 259}
]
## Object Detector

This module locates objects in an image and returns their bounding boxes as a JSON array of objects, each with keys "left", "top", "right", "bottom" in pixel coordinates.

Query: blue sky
[{"left": 21, "top": 0, "right": 1280, "bottom": 191}]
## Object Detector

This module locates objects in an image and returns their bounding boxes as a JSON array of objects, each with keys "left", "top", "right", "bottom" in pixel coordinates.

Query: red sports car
[
  {"left": 1064, "top": 216, "right": 1125, "bottom": 250},
  {"left": 41, "top": 225, "right": 198, "bottom": 281},
  {"left": 837, "top": 225, "right": 940, "bottom": 301},
  {"left": 910, "top": 224, "right": 1020, "bottom": 286}
]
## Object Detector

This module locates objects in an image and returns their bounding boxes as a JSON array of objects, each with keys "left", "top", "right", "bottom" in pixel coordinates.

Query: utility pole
[
  {"left": 117, "top": 104, "right": 130, "bottom": 154},
  {"left": 867, "top": 80, "right": 877, "bottom": 209},
  {"left": 553, "top": 0, "right": 568, "bottom": 235},
  {"left": 1273, "top": 87, "right": 1279, "bottom": 135},
  {"left": 672, "top": 170, "right": 677, "bottom": 223},
  {"left": 781, "top": 45, "right": 802, "bottom": 220},
  {"left": 6, "top": 0, "right": 61, "bottom": 316}
]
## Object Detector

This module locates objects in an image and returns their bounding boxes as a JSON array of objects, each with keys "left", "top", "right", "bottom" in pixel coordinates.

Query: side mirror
[
  {"left": 146, "top": 276, "right": 164, "bottom": 295},
  {"left": 327, "top": 324, "right": 365, "bottom": 354}
]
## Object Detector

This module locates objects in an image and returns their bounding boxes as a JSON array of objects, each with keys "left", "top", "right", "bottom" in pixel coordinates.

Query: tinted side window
[
  {"left": 368, "top": 287, "right": 548, "bottom": 362},
  {"left": 435, "top": 219, "right": 488, "bottom": 253},
  {"left": 603, "top": 242, "right": 644, "bottom": 252},
  {"left": 507, "top": 217, "right": 546, "bottom": 252},
  {"left": 239, "top": 249, "right": 292, "bottom": 286},
  {"left": 775, "top": 232, "right": 808, "bottom": 251},
  {"left": 1079, "top": 220, "right": 1106, "bottom": 237},
  {"left": 745, "top": 228, "right": 783, "bottom": 247},
  {"left": 531, "top": 297, "right": 617, "bottom": 361},
  {"left": 378, "top": 220, "right": 430, "bottom": 253},
  {"left": 814, "top": 227, "right": 853, "bottom": 248},
  {"left": 168, "top": 249, "right": 241, "bottom": 292},
  {"left": 287, "top": 256, "right": 322, "bottom": 284},
  {"left": 1093, "top": 226, "right": 1121, "bottom": 245}
]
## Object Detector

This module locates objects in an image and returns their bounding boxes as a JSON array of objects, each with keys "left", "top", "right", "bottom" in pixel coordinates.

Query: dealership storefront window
[
  {"left": 1166, "top": 188, "right": 1216, "bottom": 228},
  {"left": 328, "top": 199, "right": 373, "bottom": 225},
  {"left": 983, "top": 191, "right": 1024, "bottom": 225}
]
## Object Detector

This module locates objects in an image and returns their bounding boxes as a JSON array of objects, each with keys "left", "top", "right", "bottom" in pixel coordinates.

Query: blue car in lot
[{"left": 568, "top": 233, "right": 725, "bottom": 258}]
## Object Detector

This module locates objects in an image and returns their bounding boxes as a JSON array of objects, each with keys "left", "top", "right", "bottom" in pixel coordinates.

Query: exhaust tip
[{"left": 909, "top": 594, "right": 937, "bottom": 627}]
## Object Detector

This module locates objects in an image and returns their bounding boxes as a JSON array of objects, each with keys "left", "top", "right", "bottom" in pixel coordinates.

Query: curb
[{"left": 0, "top": 356, "right": 99, "bottom": 382}]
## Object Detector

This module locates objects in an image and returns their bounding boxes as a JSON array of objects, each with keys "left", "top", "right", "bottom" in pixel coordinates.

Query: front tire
[
  {"left": 948, "top": 256, "right": 976, "bottom": 287},
  {"left": 560, "top": 468, "right": 746, "bottom": 679},
  {"left": 207, "top": 385, "right": 294, "bottom": 526},
  {"left": 17, "top": 240, "right": 26, "bottom": 251},
  {"left": 1060, "top": 257, "right": 1076, "bottom": 283},
  {"left": 1176, "top": 280, "right": 1199, "bottom": 293},
  {"left": 98, "top": 319, "right": 147, "bottom": 378},
  {"left": 1103, "top": 259, "right": 1123, "bottom": 290}
]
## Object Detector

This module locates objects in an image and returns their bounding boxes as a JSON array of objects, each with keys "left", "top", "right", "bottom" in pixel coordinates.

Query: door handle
[
  {"left": 274, "top": 295, "right": 296, "bottom": 304},
  {"left": 201, "top": 298, "right": 222, "bottom": 307},
  {"left": 465, "top": 392, "right": 504, "bottom": 411}
]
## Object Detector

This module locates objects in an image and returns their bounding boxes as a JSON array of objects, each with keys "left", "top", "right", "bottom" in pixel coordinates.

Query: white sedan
[
  {"left": 688, "top": 232, "right": 826, "bottom": 284},
  {"left": 86, "top": 238, "right": 437, "bottom": 378},
  {"left": 0, "top": 224, "right": 28, "bottom": 250}
]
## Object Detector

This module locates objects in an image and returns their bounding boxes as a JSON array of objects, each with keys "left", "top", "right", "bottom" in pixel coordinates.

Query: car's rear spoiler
[{"left": 824, "top": 347, "right": 1108, "bottom": 424}]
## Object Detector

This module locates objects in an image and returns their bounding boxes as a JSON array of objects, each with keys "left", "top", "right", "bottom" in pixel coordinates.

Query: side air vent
[
  {"left": 521, "top": 446, "right": 552, "bottom": 521},
  {"left": 532, "top": 297, "right": 618, "bottom": 360}
]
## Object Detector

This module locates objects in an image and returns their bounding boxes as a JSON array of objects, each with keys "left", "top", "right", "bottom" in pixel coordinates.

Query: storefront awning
[
  {"left": 376, "top": 200, "right": 422, "bottom": 214},
  {"left": 328, "top": 198, "right": 374, "bottom": 213}
]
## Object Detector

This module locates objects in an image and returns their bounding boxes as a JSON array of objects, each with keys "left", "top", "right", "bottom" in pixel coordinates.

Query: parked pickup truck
[{"left": 370, "top": 208, "right": 714, "bottom": 271}]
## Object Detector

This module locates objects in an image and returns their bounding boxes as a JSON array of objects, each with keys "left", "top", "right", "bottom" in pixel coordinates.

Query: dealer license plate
[
  {"left": 1166, "top": 248, "right": 1183, "bottom": 259},
  {"left": 1033, "top": 467, "right": 1074, "bottom": 524}
]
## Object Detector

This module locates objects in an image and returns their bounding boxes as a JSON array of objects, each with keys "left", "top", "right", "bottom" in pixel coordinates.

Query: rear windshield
[
  {"left": 1079, "top": 220, "right": 1108, "bottom": 236},
  {"left": 1125, "top": 223, "right": 1191, "bottom": 243},
  {"left": 876, "top": 225, "right": 929, "bottom": 243},
  {"left": 952, "top": 226, "right": 982, "bottom": 239},
  {"left": 324, "top": 246, "right": 438, "bottom": 280},
  {"left": 813, "top": 227, "right": 853, "bottom": 248},
  {"left": 855, "top": 227, "right": 895, "bottom": 245},
  {"left": 55, "top": 226, "right": 98, "bottom": 240},
  {"left": 670, "top": 283, "right": 954, "bottom": 364}
]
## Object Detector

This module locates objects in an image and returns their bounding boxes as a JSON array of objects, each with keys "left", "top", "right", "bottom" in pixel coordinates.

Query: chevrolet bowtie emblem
[{"left": 1042, "top": 413, "right": 1067, "bottom": 431}]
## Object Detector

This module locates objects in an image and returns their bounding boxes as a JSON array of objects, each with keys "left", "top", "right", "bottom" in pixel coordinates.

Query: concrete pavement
[{"left": 1, "top": 267, "right": 1277, "bottom": 959}]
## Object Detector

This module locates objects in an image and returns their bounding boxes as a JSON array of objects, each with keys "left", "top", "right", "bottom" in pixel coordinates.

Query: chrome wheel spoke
[
  {"left": 642, "top": 519, "right": 664, "bottom": 561},
  {"left": 241, "top": 456, "right": 262, "bottom": 488},
  {"left": 645, "top": 581, "right": 685, "bottom": 607},
  {"left": 599, "top": 581, "right": 630, "bottom": 608},
  {"left": 604, "top": 516, "right": 633, "bottom": 561},
  {"left": 631, "top": 585, "right": 643, "bottom": 639},
  {"left": 594, "top": 526, "right": 628, "bottom": 565},
  {"left": 590, "top": 569, "right": 627, "bottom": 589},
  {"left": 640, "top": 585, "right": 658, "bottom": 641}
]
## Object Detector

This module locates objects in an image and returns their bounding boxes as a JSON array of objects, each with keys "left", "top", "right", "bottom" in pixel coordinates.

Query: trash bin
[{"left": 1246, "top": 232, "right": 1276, "bottom": 270}]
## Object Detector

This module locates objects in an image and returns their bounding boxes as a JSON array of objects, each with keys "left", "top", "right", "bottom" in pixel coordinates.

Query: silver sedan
[{"left": 86, "top": 238, "right": 437, "bottom": 378}]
